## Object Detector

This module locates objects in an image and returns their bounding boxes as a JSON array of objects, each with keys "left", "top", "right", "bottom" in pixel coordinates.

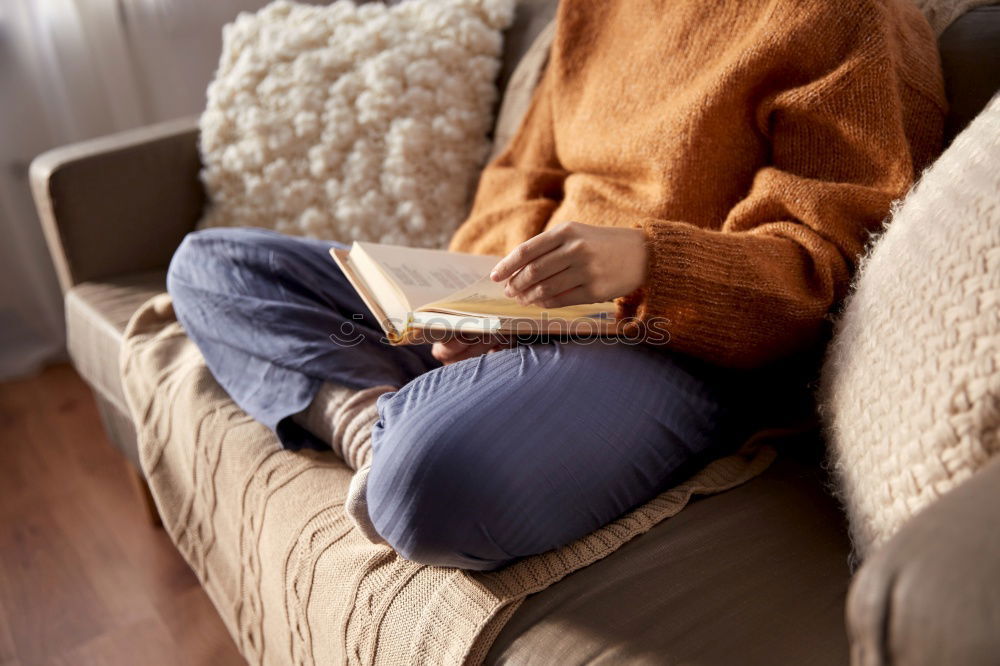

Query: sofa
[{"left": 30, "top": 1, "right": 1000, "bottom": 663}]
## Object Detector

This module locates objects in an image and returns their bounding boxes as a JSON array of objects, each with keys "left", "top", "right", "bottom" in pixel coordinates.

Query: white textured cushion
[
  {"left": 198, "top": 0, "right": 514, "bottom": 246},
  {"left": 820, "top": 94, "right": 1000, "bottom": 561}
]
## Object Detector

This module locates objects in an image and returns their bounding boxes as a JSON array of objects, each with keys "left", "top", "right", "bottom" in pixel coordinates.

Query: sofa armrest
[
  {"left": 30, "top": 116, "right": 205, "bottom": 292},
  {"left": 846, "top": 455, "right": 1000, "bottom": 666}
]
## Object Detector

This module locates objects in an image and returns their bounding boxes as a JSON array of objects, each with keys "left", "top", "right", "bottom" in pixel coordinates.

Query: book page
[
  {"left": 421, "top": 275, "right": 617, "bottom": 321},
  {"left": 330, "top": 248, "right": 403, "bottom": 338},
  {"left": 354, "top": 242, "right": 499, "bottom": 309}
]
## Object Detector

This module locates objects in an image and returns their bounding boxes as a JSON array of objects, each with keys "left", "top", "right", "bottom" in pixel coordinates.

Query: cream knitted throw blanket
[
  {"left": 120, "top": 295, "right": 775, "bottom": 664},
  {"left": 820, "top": 93, "right": 1000, "bottom": 560}
]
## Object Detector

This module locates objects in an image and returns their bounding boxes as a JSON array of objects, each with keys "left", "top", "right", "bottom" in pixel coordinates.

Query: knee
[
  {"left": 166, "top": 232, "right": 207, "bottom": 317},
  {"left": 166, "top": 229, "right": 257, "bottom": 333},
  {"left": 168, "top": 228, "right": 278, "bottom": 307},
  {"left": 167, "top": 229, "right": 228, "bottom": 295},
  {"left": 169, "top": 226, "right": 282, "bottom": 279},
  {"left": 365, "top": 416, "right": 513, "bottom": 571}
]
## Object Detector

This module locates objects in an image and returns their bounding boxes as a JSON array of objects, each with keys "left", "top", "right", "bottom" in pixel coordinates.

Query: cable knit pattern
[
  {"left": 820, "top": 94, "right": 1000, "bottom": 562},
  {"left": 198, "top": 0, "right": 514, "bottom": 247}
]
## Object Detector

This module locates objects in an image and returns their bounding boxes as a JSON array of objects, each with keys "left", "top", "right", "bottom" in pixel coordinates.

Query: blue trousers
[{"left": 167, "top": 227, "right": 760, "bottom": 570}]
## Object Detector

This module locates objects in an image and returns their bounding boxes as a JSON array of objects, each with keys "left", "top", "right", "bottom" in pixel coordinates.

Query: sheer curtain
[{"left": 0, "top": 0, "right": 300, "bottom": 380}]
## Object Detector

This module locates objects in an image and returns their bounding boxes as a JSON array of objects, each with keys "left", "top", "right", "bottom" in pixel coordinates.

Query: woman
[{"left": 167, "top": 0, "right": 945, "bottom": 570}]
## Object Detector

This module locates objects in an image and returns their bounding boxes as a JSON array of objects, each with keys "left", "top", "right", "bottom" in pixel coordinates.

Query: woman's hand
[
  {"left": 432, "top": 334, "right": 509, "bottom": 365},
  {"left": 490, "top": 222, "right": 647, "bottom": 308}
]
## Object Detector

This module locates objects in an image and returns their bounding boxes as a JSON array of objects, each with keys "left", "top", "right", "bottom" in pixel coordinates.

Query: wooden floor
[{"left": 0, "top": 364, "right": 244, "bottom": 666}]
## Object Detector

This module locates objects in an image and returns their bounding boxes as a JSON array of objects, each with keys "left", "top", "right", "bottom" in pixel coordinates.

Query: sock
[
  {"left": 345, "top": 462, "right": 386, "bottom": 545},
  {"left": 292, "top": 382, "right": 393, "bottom": 470},
  {"left": 292, "top": 381, "right": 391, "bottom": 544}
]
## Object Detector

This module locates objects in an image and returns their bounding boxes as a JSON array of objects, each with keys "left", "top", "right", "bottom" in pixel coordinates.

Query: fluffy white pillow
[
  {"left": 820, "top": 94, "right": 1000, "bottom": 561},
  {"left": 198, "top": 0, "right": 515, "bottom": 246}
]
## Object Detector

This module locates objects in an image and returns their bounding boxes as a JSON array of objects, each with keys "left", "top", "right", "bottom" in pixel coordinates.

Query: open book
[{"left": 330, "top": 242, "right": 619, "bottom": 344}]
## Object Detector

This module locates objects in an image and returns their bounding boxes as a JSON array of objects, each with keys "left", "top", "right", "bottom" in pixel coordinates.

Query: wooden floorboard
[{"left": 0, "top": 364, "right": 244, "bottom": 666}]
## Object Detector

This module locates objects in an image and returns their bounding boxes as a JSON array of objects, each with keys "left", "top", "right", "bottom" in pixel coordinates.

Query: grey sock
[
  {"left": 345, "top": 462, "right": 388, "bottom": 545},
  {"left": 292, "top": 382, "right": 394, "bottom": 470},
  {"left": 292, "top": 381, "right": 392, "bottom": 544}
]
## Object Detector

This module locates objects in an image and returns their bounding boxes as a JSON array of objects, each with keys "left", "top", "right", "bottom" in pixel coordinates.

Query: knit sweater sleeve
[
  {"left": 616, "top": 42, "right": 945, "bottom": 368},
  {"left": 448, "top": 65, "right": 567, "bottom": 256}
]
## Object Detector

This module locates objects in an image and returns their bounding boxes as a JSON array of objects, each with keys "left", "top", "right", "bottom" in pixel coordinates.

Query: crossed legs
[{"left": 168, "top": 228, "right": 749, "bottom": 570}]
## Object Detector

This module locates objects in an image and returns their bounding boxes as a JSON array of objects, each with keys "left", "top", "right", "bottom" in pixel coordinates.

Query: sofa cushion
[
  {"left": 65, "top": 270, "right": 166, "bottom": 412},
  {"left": 198, "top": 0, "right": 516, "bottom": 247},
  {"left": 488, "top": 448, "right": 853, "bottom": 665}
]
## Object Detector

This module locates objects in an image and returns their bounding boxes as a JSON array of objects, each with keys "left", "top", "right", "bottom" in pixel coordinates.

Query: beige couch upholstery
[
  {"left": 31, "top": 115, "right": 203, "bottom": 470},
  {"left": 30, "top": 1, "right": 1000, "bottom": 663}
]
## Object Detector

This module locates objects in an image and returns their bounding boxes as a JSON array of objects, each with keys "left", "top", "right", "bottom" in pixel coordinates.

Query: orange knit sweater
[{"left": 449, "top": 0, "right": 945, "bottom": 368}]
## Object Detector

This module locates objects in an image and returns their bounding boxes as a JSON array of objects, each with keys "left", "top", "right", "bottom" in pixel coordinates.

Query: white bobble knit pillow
[
  {"left": 820, "top": 94, "right": 1000, "bottom": 561},
  {"left": 198, "top": 0, "right": 515, "bottom": 246}
]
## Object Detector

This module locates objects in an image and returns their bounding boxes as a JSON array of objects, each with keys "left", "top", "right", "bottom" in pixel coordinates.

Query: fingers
[
  {"left": 431, "top": 336, "right": 501, "bottom": 365},
  {"left": 432, "top": 339, "right": 474, "bottom": 363},
  {"left": 504, "top": 247, "right": 572, "bottom": 295},
  {"left": 490, "top": 225, "right": 567, "bottom": 282},
  {"left": 533, "top": 285, "right": 591, "bottom": 309},
  {"left": 508, "top": 267, "right": 585, "bottom": 306},
  {"left": 431, "top": 339, "right": 463, "bottom": 363}
]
